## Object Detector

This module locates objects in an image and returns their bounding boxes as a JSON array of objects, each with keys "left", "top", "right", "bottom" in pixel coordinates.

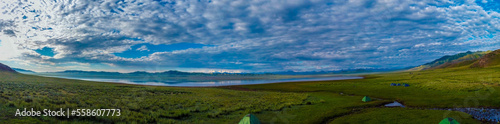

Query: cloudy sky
[{"left": 0, "top": 0, "right": 499, "bottom": 73}]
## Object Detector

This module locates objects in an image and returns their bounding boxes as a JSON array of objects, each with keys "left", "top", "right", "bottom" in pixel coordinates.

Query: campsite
[
  {"left": 2, "top": 0, "right": 500, "bottom": 123},
  {"left": 3, "top": 59, "right": 500, "bottom": 123}
]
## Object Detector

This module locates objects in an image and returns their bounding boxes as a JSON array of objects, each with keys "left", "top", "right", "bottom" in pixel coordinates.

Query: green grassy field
[
  {"left": 2, "top": 65, "right": 500, "bottom": 123},
  {"left": 328, "top": 108, "right": 479, "bottom": 124}
]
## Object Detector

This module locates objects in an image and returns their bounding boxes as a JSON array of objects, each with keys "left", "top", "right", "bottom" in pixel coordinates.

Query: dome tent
[
  {"left": 362, "top": 96, "right": 371, "bottom": 102},
  {"left": 439, "top": 117, "right": 460, "bottom": 124},
  {"left": 238, "top": 114, "right": 260, "bottom": 124}
]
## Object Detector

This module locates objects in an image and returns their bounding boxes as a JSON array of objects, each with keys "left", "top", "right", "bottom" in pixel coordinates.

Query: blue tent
[
  {"left": 403, "top": 83, "right": 410, "bottom": 87},
  {"left": 396, "top": 83, "right": 401, "bottom": 86},
  {"left": 390, "top": 83, "right": 396, "bottom": 86}
]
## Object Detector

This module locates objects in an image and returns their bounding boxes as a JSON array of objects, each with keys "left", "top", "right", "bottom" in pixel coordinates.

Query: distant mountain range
[
  {"left": 6, "top": 67, "right": 403, "bottom": 75},
  {"left": 39, "top": 68, "right": 405, "bottom": 75},
  {"left": 12, "top": 68, "right": 35, "bottom": 73},
  {"left": 271, "top": 68, "right": 405, "bottom": 75},
  {"left": 0, "top": 63, "right": 16, "bottom": 73},
  {"left": 4, "top": 49, "right": 500, "bottom": 74},
  {"left": 44, "top": 70, "right": 275, "bottom": 76},
  {"left": 410, "top": 49, "right": 500, "bottom": 70}
]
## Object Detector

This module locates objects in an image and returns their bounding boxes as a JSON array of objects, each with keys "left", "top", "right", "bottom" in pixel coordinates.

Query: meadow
[{"left": 2, "top": 65, "right": 500, "bottom": 123}]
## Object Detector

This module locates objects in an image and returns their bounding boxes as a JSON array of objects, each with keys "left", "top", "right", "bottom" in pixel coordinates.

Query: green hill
[
  {"left": 410, "top": 50, "right": 491, "bottom": 70},
  {"left": 470, "top": 49, "right": 500, "bottom": 68}
]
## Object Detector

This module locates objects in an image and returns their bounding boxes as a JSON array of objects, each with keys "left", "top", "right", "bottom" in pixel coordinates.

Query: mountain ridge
[
  {"left": 45, "top": 70, "right": 274, "bottom": 76},
  {"left": 12, "top": 68, "right": 35, "bottom": 73},
  {"left": 470, "top": 49, "right": 500, "bottom": 68},
  {"left": 0, "top": 63, "right": 17, "bottom": 73},
  {"left": 411, "top": 49, "right": 500, "bottom": 70}
]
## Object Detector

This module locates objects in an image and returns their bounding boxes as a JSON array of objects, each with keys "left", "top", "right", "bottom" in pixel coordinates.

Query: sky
[{"left": 0, "top": 0, "right": 500, "bottom": 73}]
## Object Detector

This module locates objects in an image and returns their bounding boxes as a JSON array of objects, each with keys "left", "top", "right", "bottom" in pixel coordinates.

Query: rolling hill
[
  {"left": 0, "top": 63, "right": 17, "bottom": 73},
  {"left": 411, "top": 49, "right": 500, "bottom": 70},
  {"left": 470, "top": 49, "right": 500, "bottom": 68}
]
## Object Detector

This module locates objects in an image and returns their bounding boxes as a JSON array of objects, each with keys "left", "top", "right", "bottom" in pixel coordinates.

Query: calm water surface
[{"left": 26, "top": 73, "right": 362, "bottom": 87}]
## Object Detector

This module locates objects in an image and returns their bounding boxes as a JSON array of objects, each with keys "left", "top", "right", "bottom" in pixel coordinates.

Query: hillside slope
[
  {"left": 471, "top": 49, "right": 500, "bottom": 68},
  {"left": 0, "top": 63, "right": 17, "bottom": 73},
  {"left": 410, "top": 51, "right": 490, "bottom": 70},
  {"left": 410, "top": 49, "right": 500, "bottom": 71}
]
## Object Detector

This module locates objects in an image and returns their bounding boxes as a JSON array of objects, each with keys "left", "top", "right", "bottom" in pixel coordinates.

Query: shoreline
[{"left": 21, "top": 73, "right": 364, "bottom": 87}]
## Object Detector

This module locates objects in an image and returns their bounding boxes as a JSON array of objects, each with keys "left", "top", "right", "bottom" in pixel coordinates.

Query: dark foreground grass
[
  {"left": 0, "top": 72, "right": 309, "bottom": 123},
  {"left": 329, "top": 108, "right": 479, "bottom": 124},
  {"left": 1, "top": 66, "right": 499, "bottom": 123}
]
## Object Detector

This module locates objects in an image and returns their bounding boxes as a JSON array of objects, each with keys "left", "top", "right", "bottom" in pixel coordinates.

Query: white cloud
[
  {"left": 0, "top": 37, "right": 25, "bottom": 61},
  {"left": 1, "top": 0, "right": 500, "bottom": 72},
  {"left": 136, "top": 45, "right": 149, "bottom": 51}
]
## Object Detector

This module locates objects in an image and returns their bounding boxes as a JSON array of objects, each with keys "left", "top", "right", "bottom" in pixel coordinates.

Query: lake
[{"left": 24, "top": 72, "right": 362, "bottom": 87}]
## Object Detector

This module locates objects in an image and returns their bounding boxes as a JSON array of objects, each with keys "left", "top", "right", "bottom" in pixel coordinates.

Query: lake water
[
  {"left": 27, "top": 73, "right": 363, "bottom": 87},
  {"left": 384, "top": 101, "right": 405, "bottom": 108}
]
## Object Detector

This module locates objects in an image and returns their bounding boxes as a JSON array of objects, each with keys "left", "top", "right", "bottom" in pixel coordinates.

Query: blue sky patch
[
  {"left": 114, "top": 43, "right": 213, "bottom": 58},
  {"left": 35, "top": 47, "right": 55, "bottom": 57},
  {"left": 6, "top": 0, "right": 500, "bottom": 72},
  {"left": 476, "top": 0, "right": 500, "bottom": 12}
]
